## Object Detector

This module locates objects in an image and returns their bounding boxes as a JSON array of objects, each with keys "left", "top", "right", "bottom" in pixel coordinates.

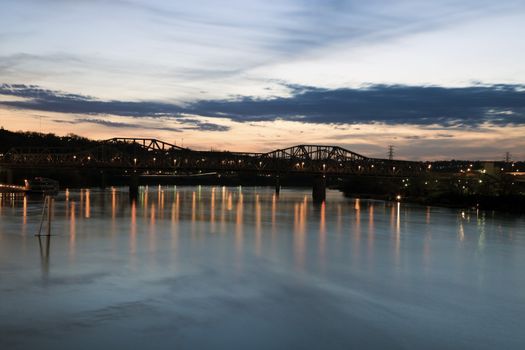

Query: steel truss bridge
[{"left": 0, "top": 137, "right": 427, "bottom": 177}]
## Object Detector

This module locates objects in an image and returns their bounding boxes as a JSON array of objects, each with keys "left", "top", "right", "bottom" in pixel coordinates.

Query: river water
[{"left": 0, "top": 186, "right": 524, "bottom": 349}]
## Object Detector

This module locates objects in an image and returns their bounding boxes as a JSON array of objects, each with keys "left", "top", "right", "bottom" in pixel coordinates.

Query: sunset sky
[{"left": 1, "top": 0, "right": 525, "bottom": 160}]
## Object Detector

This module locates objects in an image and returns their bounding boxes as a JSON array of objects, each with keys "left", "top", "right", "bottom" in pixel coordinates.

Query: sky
[{"left": 1, "top": 0, "right": 524, "bottom": 160}]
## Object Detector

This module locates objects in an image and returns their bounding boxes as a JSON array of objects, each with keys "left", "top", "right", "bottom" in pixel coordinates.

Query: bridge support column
[
  {"left": 99, "top": 170, "right": 108, "bottom": 189},
  {"left": 312, "top": 175, "right": 326, "bottom": 203},
  {"left": 275, "top": 176, "right": 280, "bottom": 196},
  {"left": 129, "top": 173, "right": 139, "bottom": 201}
]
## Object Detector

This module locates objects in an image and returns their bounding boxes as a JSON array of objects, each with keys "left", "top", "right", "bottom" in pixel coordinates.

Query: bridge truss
[{"left": 0, "top": 138, "right": 427, "bottom": 177}]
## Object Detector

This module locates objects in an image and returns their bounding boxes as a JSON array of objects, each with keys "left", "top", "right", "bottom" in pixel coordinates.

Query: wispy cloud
[
  {"left": 1, "top": 1, "right": 523, "bottom": 101},
  {"left": 53, "top": 118, "right": 183, "bottom": 132}
]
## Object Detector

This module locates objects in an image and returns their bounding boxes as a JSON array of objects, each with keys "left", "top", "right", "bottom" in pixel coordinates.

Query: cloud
[
  {"left": 189, "top": 84, "right": 525, "bottom": 126},
  {"left": 0, "top": 84, "right": 185, "bottom": 115},
  {"left": 54, "top": 117, "right": 230, "bottom": 132},
  {"left": 85, "top": 1, "right": 525, "bottom": 60},
  {"left": 179, "top": 119, "right": 230, "bottom": 132},
  {"left": 53, "top": 118, "right": 183, "bottom": 132},
  {"left": 3, "top": 83, "right": 524, "bottom": 127},
  {"left": 1, "top": 0, "right": 523, "bottom": 103}
]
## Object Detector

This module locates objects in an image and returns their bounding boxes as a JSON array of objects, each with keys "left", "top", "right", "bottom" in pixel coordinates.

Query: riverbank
[
  {"left": 417, "top": 193, "right": 525, "bottom": 214},
  {"left": 341, "top": 190, "right": 525, "bottom": 214}
]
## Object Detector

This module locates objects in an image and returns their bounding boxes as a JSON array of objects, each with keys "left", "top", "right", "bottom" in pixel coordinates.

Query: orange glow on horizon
[{"left": 2, "top": 107, "right": 525, "bottom": 160}]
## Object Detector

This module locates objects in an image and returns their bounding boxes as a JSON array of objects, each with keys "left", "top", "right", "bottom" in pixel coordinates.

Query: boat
[{"left": 24, "top": 177, "right": 59, "bottom": 194}]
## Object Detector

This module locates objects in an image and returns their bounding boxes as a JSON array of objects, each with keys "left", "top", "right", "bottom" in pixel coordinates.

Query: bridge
[{"left": 0, "top": 137, "right": 428, "bottom": 201}]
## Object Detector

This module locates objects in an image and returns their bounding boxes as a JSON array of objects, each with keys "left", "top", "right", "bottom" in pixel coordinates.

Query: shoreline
[{"left": 341, "top": 191, "right": 525, "bottom": 214}]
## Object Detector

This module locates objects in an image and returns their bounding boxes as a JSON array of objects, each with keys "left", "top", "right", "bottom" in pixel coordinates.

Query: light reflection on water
[{"left": 0, "top": 187, "right": 525, "bottom": 350}]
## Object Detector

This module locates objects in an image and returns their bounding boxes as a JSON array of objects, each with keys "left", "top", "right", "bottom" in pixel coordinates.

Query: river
[{"left": 0, "top": 186, "right": 524, "bottom": 349}]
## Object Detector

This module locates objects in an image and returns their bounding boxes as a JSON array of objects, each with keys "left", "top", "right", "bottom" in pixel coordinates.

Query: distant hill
[{"left": 0, "top": 127, "right": 100, "bottom": 153}]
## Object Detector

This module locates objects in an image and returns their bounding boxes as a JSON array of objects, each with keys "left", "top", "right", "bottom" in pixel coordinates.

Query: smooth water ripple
[{"left": 0, "top": 186, "right": 524, "bottom": 349}]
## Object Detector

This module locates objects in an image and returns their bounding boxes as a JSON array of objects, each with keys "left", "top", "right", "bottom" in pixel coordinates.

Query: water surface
[{"left": 0, "top": 187, "right": 524, "bottom": 349}]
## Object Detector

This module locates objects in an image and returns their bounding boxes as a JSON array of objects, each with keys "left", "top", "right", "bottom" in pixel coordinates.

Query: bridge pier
[
  {"left": 129, "top": 173, "right": 139, "bottom": 201},
  {"left": 99, "top": 170, "right": 108, "bottom": 189},
  {"left": 275, "top": 176, "right": 280, "bottom": 196},
  {"left": 312, "top": 175, "right": 326, "bottom": 203}
]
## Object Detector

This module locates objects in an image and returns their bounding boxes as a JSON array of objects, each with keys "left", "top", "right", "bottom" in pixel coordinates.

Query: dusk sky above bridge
[{"left": 1, "top": 0, "right": 525, "bottom": 160}]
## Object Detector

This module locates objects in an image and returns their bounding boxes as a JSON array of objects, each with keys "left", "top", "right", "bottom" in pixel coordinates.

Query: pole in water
[
  {"left": 36, "top": 196, "right": 47, "bottom": 236},
  {"left": 46, "top": 196, "right": 52, "bottom": 236},
  {"left": 36, "top": 195, "right": 53, "bottom": 237}
]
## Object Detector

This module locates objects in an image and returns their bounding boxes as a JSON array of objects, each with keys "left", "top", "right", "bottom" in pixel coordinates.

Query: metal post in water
[
  {"left": 36, "top": 196, "right": 47, "bottom": 236},
  {"left": 46, "top": 196, "right": 52, "bottom": 236},
  {"left": 36, "top": 195, "right": 53, "bottom": 236}
]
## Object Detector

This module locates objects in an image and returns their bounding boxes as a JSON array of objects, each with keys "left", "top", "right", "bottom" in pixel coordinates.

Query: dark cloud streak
[
  {"left": 1, "top": 83, "right": 525, "bottom": 127},
  {"left": 53, "top": 118, "right": 183, "bottom": 132},
  {"left": 190, "top": 84, "right": 525, "bottom": 126}
]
